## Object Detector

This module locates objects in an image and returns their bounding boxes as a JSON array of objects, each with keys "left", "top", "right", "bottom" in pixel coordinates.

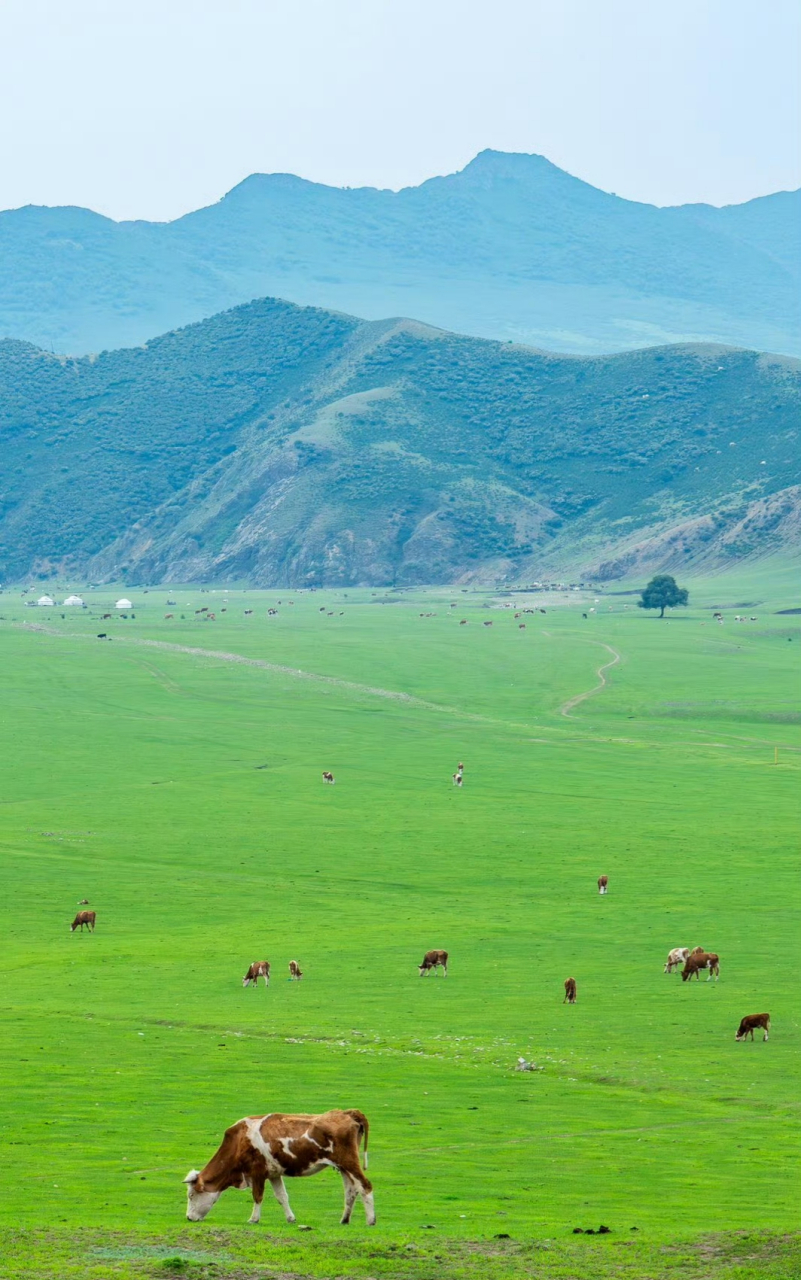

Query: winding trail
[{"left": 560, "top": 642, "right": 621, "bottom": 718}]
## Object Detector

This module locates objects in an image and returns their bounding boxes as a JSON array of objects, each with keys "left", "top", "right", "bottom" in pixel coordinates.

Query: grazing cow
[
  {"left": 322, "top": 771, "right": 335, "bottom": 784},
  {"left": 288, "top": 961, "right": 303, "bottom": 980},
  {"left": 460, "top": 620, "right": 468, "bottom": 625},
  {"left": 735, "top": 1013, "right": 770, "bottom": 1042},
  {"left": 519, "top": 623, "right": 526, "bottom": 629},
  {"left": 184, "top": 1109, "right": 374, "bottom": 1226},
  {"left": 164, "top": 614, "right": 174, "bottom": 619},
  {"left": 664, "top": 947, "right": 691, "bottom": 973},
  {"left": 77, "top": 898, "right": 90, "bottom": 905},
  {"left": 597, "top": 875, "right": 608, "bottom": 895},
  {"left": 71, "top": 910, "right": 96, "bottom": 932},
  {"left": 243, "top": 961, "right": 270, "bottom": 987},
  {"left": 97, "top": 633, "right": 107, "bottom": 639},
  {"left": 244, "top": 610, "right": 253, "bottom": 616},
  {"left": 483, "top": 620, "right": 493, "bottom": 626},
  {"left": 563, "top": 977, "right": 577, "bottom": 1003},
  {"left": 452, "top": 772, "right": 463, "bottom": 787},
  {"left": 101, "top": 613, "right": 112, "bottom": 619},
  {"left": 419, "top": 949, "right": 448, "bottom": 976},
  {"left": 681, "top": 952, "right": 720, "bottom": 982}
]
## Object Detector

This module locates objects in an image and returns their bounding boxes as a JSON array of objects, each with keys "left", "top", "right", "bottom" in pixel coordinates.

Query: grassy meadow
[{"left": 0, "top": 566, "right": 799, "bottom": 1279}]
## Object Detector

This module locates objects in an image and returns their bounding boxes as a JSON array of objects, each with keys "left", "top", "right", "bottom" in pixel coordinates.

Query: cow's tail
[{"left": 347, "top": 1109, "right": 369, "bottom": 1170}]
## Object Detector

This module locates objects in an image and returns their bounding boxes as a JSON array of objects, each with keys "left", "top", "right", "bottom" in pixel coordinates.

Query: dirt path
[{"left": 560, "top": 643, "right": 621, "bottom": 718}]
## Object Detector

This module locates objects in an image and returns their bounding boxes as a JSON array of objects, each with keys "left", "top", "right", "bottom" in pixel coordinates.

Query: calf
[
  {"left": 70, "top": 910, "right": 96, "bottom": 932},
  {"left": 681, "top": 951, "right": 720, "bottom": 981},
  {"left": 597, "top": 875, "right": 608, "bottom": 895},
  {"left": 288, "top": 961, "right": 303, "bottom": 980},
  {"left": 243, "top": 961, "right": 270, "bottom": 987},
  {"left": 563, "top": 977, "right": 577, "bottom": 1003},
  {"left": 322, "top": 771, "right": 335, "bottom": 784},
  {"left": 184, "top": 1108, "right": 373, "bottom": 1226},
  {"left": 664, "top": 947, "right": 691, "bottom": 974},
  {"left": 419, "top": 949, "right": 448, "bottom": 976},
  {"left": 735, "top": 1013, "right": 770, "bottom": 1042}
]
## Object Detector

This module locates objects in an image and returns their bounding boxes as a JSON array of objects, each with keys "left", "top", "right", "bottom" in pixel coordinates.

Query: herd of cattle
[{"left": 66, "top": 760, "right": 771, "bottom": 1229}]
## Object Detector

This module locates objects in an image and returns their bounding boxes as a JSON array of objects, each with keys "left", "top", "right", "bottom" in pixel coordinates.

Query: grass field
[{"left": 0, "top": 566, "right": 799, "bottom": 1279}]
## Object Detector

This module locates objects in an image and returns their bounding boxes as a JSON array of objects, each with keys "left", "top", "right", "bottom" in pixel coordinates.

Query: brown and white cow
[
  {"left": 70, "top": 910, "right": 96, "bottom": 932},
  {"left": 597, "top": 875, "right": 608, "bottom": 895},
  {"left": 664, "top": 947, "right": 691, "bottom": 973},
  {"left": 419, "top": 949, "right": 448, "bottom": 976},
  {"left": 735, "top": 1013, "right": 770, "bottom": 1042},
  {"left": 184, "top": 1109, "right": 374, "bottom": 1226},
  {"left": 243, "top": 961, "right": 270, "bottom": 987},
  {"left": 563, "top": 977, "right": 577, "bottom": 1003},
  {"left": 288, "top": 961, "right": 303, "bottom": 980},
  {"left": 681, "top": 951, "right": 720, "bottom": 981},
  {"left": 452, "top": 772, "right": 463, "bottom": 787},
  {"left": 322, "top": 771, "right": 335, "bottom": 784}
]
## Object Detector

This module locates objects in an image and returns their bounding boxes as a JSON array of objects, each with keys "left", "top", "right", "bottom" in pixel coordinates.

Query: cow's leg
[
  {"left": 269, "top": 1176, "right": 296, "bottom": 1224},
  {"left": 340, "top": 1173, "right": 359, "bottom": 1224},
  {"left": 763, "top": 1028, "right": 769, "bottom": 1041},
  {"left": 248, "top": 1175, "right": 265, "bottom": 1224}
]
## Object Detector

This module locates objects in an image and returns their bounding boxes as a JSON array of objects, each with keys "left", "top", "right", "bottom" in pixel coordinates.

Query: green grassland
[{"left": 0, "top": 567, "right": 799, "bottom": 1279}]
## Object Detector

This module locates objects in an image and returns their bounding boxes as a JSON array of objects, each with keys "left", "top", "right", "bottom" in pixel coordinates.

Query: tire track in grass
[{"left": 560, "top": 643, "right": 621, "bottom": 718}]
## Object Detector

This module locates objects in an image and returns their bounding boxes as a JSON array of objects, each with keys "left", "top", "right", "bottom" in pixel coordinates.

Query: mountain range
[
  {"left": 1, "top": 151, "right": 799, "bottom": 358},
  {"left": 1, "top": 296, "right": 798, "bottom": 587}
]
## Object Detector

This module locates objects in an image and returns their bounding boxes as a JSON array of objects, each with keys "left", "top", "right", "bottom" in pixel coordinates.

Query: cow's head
[
  {"left": 681, "top": 968, "right": 692, "bottom": 981},
  {"left": 184, "top": 1170, "right": 221, "bottom": 1221},
  {"left": 734, "top": 1026, "right": 746, "bottom": 1041}
]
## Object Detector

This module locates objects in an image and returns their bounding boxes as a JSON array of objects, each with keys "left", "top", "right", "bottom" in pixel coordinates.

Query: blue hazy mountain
[{"left": 1, "top": 151, "right": 798, "bottom": 356}]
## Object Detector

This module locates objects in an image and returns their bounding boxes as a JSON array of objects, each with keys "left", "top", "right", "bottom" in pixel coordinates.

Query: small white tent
[
  {"left": 37, "top": 595, "right": 55, "bottom": 607},
  {"left": 115, "top": 598, "right": 133, "bottom": 609},
  {"left": 63, "top": 595, "right": 85, "bottom": 607}
]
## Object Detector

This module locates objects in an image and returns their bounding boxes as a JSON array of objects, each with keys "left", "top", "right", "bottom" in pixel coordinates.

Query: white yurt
[
  {"left": 37, "top": 595, "right": 55, "bottom": 607},
  {"left": 63, "top": 595, "right": 85, "bottom": 607},
  {"left": 115, "top": 598, "right": 133, "bottom": 609}
]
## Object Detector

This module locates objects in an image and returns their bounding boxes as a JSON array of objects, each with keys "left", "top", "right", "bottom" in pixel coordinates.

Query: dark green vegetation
[
  {"left": 0, "top": 569, "right": 799, "bottom": 1278},
  {"left": 1, "top": 297, "right": 799, "bottom": 586},
  {"left": 639, "top": 574, "right": 689, "bottom": 618},
  {"left": 1, "top": 150, "right": 799, "bottom": 357}
]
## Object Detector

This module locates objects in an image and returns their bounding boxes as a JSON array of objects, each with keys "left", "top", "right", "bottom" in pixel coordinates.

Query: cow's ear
[{"left": 184, "top": 1170, "right": 200, "bottom": 1184}]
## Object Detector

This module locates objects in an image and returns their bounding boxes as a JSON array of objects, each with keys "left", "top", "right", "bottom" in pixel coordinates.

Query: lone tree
[{"left": 638, "top": 574, "right": 689, "bottom": 618}]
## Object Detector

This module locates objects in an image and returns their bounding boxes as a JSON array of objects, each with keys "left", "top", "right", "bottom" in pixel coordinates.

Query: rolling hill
[
  {"left": 1, "top": 150, "right": 799, "bottom": 357},
  {"left": 0, "top": 296, "right": 798, "bottom": 587}
]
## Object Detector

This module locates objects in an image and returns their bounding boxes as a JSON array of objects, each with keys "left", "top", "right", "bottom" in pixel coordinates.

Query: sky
[{"left": 0, "top": 0, "right": 798, "bottom": 222}]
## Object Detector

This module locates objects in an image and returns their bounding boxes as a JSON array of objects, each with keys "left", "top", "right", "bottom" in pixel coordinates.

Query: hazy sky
[{"left": 1, "top": 0, "right": 798, "bottom": 221}]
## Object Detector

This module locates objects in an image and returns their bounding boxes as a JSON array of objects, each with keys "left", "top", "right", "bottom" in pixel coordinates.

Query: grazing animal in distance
[
  {"left": 419, "top": 949, "right": 448, "bottom": 976},
  {"left": 597, "top": 875, "right": 608, "bottom": 895},
  {"left": 681, "top": 952, "right": 720, "bottom": 981},
  {"left": 164, "top": 614, "right": 174, "bottom": 619},
  {"left": 184, "top": 1108, "right": 374, "bottom": 1226},
  {"left": 452, "top": 772, "right": 463, "bottom": 787},
  {"left": 664, "top": 947, "right": 691, "bottom": 973},
  {"left": 96, "top": 633, "right": 107, "bottom": 639},
  {"left": 244, "top": 610, "right": 253, "bottom": 615},
  {"left": 242, "top": 961, "right": 270, "bottom": 987},
  {"left": 483, "top": 620, "right": 493, "bottom": 626},
  {"left": 519, "top": 623, "right": 526, "bottom": 629},
  {"left": 735, "top": 1013, "right": 770, "bottom": 1042},
  {"left": 77, "top": 899, "right": 89, "bottom": 906},
  {"left": 563, "top": 977, "right": 577, "bottom": 1003},
  {"left": 101, "top": 613, "right": 112, "bottom": 619},
  {"left": 71, "top": 910, "right": 96, "bottom": 932},
  {"left": 288, "top": 961, "right": 303, "bottom": 980},
  {"left": 459, "top": 620, "right": 468, "bottom": 625},
  {"left": 322, "top": 771, "right": 335, "bottom": 784}
]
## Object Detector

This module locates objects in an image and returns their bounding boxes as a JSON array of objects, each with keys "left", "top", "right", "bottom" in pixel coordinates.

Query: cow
[
  {"left": 244, "top": 610, "right": 253, "bottom": 616},
  {"left": 101, "top": 613, "right": 112, "bottom": 619},
  {"left": 452, "top": 772, "right": 463, "bottom": 787},
  {"left": 164, "top": 614, "right": 174, "bottom": 619},
  {"left": 184, "top": 1109, "right": 374, "bottom": 1226},
  {"left": 519, "top": 623, "right": 526, "bottom": 629},
  {"left": 459, "top": 620, "right": 468, "bottom": 625},
  {"left": 597, "top": 875, "right": 608, "bottom": 895},
  {"left": 243, "top": 961, "right": 270, "bottom": 987},
  {"left": 735, "top": 1013, "right": 770, "bottom": 1042},
  {"left": 322, "top": 771, "right": 335, "bottom": 784},
  {"left": 96, "top": 633, "right": 107, "bottom": 639},
  {"left": 563, "top": 977, "right": 577, "bottom": 1003},
  {"left": 77, "top": 898, "right": 90, "bottom": 905},
  {"left": 288, "top": 961, "right": 303, "bottom": 980},
  {"left": 681, "top": 951, "right": 720, "bottom": 981},
  {"left": 71, "top": 910, "right": 96, "bottom": 932},
  {"left": 419, "top": 949, "right": 448, "bottom": 976},
  {"left": 483, "top": 620, "right": 493, "bottom": 626},
  {"left": 664, "top": 947, "right": 691, "bottom": 974}
]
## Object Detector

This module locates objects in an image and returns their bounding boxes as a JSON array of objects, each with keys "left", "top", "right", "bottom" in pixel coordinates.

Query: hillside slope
[
  {"left": 1, "top": 151, "right": 799, "bottom": 357},
  {"left": 0, "top": 297, "right": 798, "bottom": 587}
]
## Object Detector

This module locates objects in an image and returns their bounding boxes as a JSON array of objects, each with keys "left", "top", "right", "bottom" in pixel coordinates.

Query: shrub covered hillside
[{"left": 0, "top": 296, "right": 798, "bottom": 586}]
